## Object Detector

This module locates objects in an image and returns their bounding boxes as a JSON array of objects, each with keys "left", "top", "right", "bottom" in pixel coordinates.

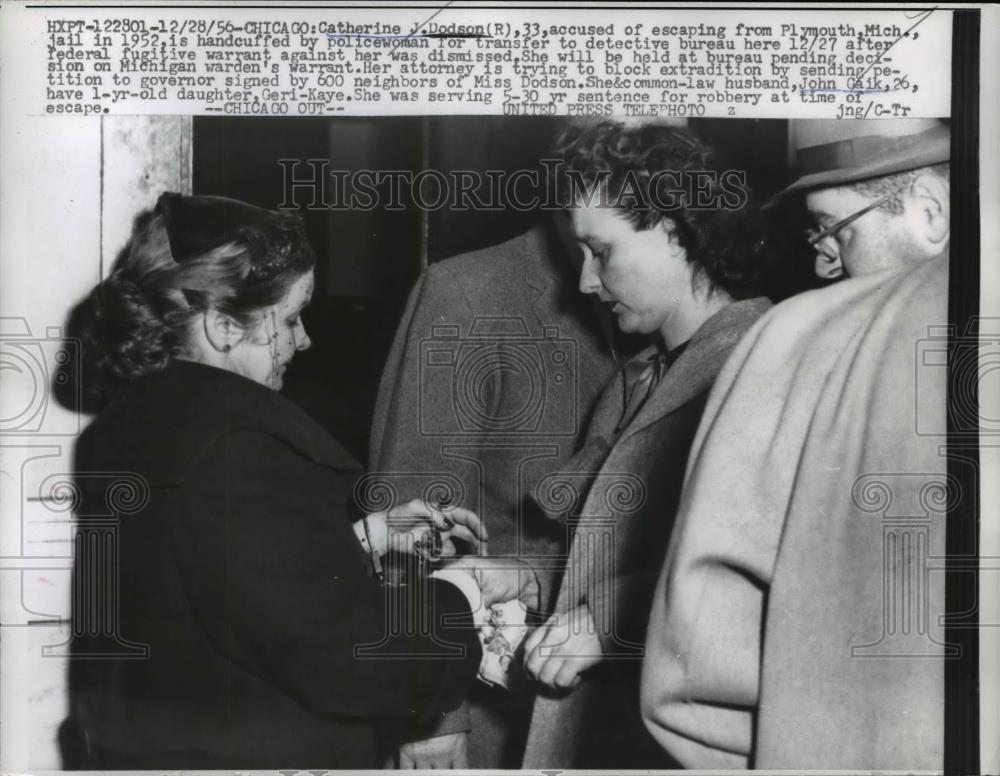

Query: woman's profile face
[
  {"left": 571, "top": 201, "right": 692, "bottom": 339},
  {"left": 227, "top": 269, "right": 314, "bottom": 390}
]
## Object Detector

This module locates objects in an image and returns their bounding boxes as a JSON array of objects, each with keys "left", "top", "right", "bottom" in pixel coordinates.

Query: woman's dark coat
[{"left": 67, "top": 360, "right": 480, "bottom": 769}]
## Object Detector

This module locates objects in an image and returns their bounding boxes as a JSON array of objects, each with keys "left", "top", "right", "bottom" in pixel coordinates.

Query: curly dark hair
[
  {"left": 77, "top": 194, "right": 314, "bottom": 408},
  {"left": 554, "top": 121, "right": 766, "bottom": 299}
]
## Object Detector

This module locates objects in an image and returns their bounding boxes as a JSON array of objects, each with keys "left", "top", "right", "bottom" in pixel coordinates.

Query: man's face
[
  {"left": 805, "top": 186, "right": 920, "bottom": 279},
  {"left": 570, "top": 201, "right": 691, "bottom": 338}
]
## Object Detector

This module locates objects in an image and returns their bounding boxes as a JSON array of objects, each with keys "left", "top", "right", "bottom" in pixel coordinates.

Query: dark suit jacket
[
  {"left": 67, "top": 360, "right": 481, "bottom": 770},
  {"left": 522, "top": 297, "right": 773, "bottom": 769}
]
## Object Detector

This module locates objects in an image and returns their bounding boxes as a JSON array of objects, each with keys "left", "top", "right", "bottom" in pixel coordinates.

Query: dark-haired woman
[
  {"left": 519, "top": 122, "right": 773, "bottom": 768},
  {"left": 65, "top": 193, "right": 536, "bottom": 769}
]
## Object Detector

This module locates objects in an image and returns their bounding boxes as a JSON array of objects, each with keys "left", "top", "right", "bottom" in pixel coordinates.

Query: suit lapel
[
  {"left": 525, "top": 217, "right": 620, "bottom": 357},
  {"left": 521, "top": 224, "right": 558, "bottom": 328}
]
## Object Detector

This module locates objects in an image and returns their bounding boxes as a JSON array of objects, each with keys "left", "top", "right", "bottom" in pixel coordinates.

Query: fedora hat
[{"left": 777, "top": 119, "right": 950, "bottom": 197}]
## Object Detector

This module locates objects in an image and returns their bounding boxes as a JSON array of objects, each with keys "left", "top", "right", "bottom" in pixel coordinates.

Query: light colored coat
[
  {"left": 641, "top": 254, "right": 949, "bottom": 770},
  {"left": 521, "top": 297, "right": 772, "bottom": 769}
]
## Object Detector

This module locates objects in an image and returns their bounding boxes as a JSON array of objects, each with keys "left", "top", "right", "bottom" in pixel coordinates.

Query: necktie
[{"left": 616, "top": 352, "right": 666, "bottom": 433}]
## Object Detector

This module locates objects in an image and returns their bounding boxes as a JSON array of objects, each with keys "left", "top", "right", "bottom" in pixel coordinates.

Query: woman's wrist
[{"left": 355, "top": 513, "right": 388, "bottom": 556}]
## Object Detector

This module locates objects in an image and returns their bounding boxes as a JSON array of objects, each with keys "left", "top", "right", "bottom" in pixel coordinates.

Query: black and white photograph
[{"left": 0, "top": 2, "right": 995, "bottom": 774}]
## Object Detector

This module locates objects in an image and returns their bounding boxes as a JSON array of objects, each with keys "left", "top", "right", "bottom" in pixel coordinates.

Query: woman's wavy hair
[
  {"left": 78, "top": 194, "right": 314, "bottom": 408},
  {"left": 553, "top": 121, "right": 766, "bottom": 299}
]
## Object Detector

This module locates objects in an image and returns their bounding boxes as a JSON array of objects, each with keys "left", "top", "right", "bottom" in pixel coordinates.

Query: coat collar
[
  {"left": 617, "top": 297, "right": 772, "bottom": 442},
  {"left": 125, "top": 360, "right": 362, "bottom": 485},
  {"left": 537, "top": 296, "right": 772, "bottom": 519}
]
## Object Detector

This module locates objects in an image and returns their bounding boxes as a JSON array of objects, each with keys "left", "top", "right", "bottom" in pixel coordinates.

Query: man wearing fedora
[
  {"left": 640, "top": 119, "right": 953, "bottom": 770},
  {"left": 790, "top": 118, "right": 950, "bottom": 280}
]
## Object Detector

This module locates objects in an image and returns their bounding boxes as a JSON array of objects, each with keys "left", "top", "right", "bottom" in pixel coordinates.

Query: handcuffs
[{"left": 366, "top": 516, "right": 450, "bottom": 586}]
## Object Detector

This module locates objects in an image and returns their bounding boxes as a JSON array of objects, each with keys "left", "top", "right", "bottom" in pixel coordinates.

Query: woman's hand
[
  {"left": 398, "top": 731, "right": 468, "bottom": 769},
  {"left": 441, "top": 556, "right": 540, "bottom": 611},
  {"left": 364, "top": 498, "right": 487, "bottom": 558},
  {"left": 523, "top": 604, "right": 603, "bottom": 691}
]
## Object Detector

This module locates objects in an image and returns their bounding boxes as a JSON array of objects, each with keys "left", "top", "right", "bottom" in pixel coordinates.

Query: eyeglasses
[{"left": 806, "top": 193, "right": 894, "bottom": 247}]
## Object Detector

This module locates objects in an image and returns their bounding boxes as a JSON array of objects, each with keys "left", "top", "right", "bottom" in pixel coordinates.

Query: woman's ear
[
  {"left": 202, "top": 308, "right": 242, "bottom": 353},
  {"left": 660, "top": 219, "right": 686, "bottom": 257}
]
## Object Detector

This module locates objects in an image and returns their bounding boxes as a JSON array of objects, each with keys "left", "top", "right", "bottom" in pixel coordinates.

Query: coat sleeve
[
  {"left": 171, "top": 428, "right": 482, "bottom": 725},
  {"left": 585, "top": 395, "right": 708, "bottom": 658}
]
